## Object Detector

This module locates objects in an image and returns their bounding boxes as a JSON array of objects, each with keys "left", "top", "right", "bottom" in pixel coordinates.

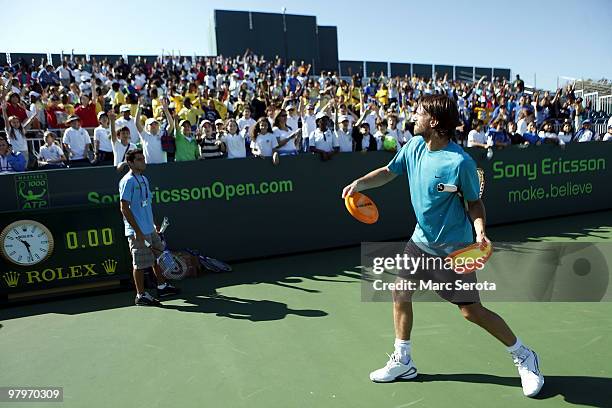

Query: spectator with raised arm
[
  {"left": 136, "top": 98, "right": 173, "bottom": 164},
  {"left": 486, "top": 118, "right": 511, "bottom": 148},
  {"left": 173, "top": 117, "right": 199, "bottom": 162},
  {"left": 109, "top": 110, "right": 137, "bottom": 167},
  {"left": 115, "top": 104, "right": 140, "bottom": 145},
  {"left": 2, "top": 99, "right": 36, "bottom": 166}
]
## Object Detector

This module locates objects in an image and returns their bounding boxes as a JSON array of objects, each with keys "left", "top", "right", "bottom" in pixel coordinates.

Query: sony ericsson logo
[
  {"left": 492, "top": 157, "right": 606, "bottom": 181},
  {"left": 14, "top": 173, "right": 50, "bottom": 210},
  {"left": 3, "top": 271, "right": 20, "bottom": 288}
]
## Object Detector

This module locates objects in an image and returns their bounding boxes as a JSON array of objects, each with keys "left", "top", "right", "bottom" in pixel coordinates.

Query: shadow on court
[
  {"left": 161, "top": 293, "right": 328, "bottom": 321},
  {"left": 494, "top": 210, "right": 612, "bottom": 242},
  {"left": 1, "top": 247, "right": 363, "bottom": 321},
  {"left": 407, "top": 373, "right": 612, "bottom": 407}
]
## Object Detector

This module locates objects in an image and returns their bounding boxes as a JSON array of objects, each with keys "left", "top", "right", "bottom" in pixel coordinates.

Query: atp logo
[{"left": 15, "top": 174, "right": 50, "bottom": 210}]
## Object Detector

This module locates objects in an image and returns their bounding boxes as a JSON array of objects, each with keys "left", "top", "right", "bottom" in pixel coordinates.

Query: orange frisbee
[
  {"left": 345, "top": 192, "right": 379, "bottom": 224},
  {"left": 446, "top": 242, "right": 493, "bottom": 274}
]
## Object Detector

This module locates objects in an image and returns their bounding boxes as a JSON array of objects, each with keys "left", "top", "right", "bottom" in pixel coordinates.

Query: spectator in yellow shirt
[
  {"left": 375, "top": 83, "right": 389, "bottom": 106},
  {"left": 178, "top": 97, "right": 204, "bottom": 130}
]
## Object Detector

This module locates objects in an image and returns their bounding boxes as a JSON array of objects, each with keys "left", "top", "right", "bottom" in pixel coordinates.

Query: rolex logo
[
  {"left": 102, "top": 259, "right": 118, "bottom": 275},
  {"left": 3, "top": 271, "right": 20, "bottom": 288}
]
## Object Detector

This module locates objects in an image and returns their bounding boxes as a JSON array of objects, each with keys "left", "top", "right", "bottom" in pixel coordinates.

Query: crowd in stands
[{"left": 1, "top": 51, "right": 611, "bottom": 173}]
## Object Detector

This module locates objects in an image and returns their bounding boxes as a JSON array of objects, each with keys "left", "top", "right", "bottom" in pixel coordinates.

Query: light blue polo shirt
[
  {"left": 387, "top": 136, "right": 480, "bottom": 255},
  {"left": 119, "top": 172, "right": 155, "bottom": 237}
]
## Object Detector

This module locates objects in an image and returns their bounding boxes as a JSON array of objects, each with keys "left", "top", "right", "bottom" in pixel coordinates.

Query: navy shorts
[{"left": 396, "top": 240, "right": 481, "bottom": 305}]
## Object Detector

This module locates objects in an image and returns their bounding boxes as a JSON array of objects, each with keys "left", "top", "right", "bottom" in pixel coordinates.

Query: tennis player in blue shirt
[{"left": 342, "top": 94, "right": 544, "bottom": 397}]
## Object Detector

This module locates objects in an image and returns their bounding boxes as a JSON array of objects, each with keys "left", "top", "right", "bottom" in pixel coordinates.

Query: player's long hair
[{"left": 419, "top": 94, "right": 461, "bottom": 140}]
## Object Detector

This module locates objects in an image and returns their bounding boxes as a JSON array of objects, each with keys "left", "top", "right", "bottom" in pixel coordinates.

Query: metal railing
[
  {"left": 599, "top": 95, "right": 612, "bottom": 115},
  {"left": 574, "top": 89, "right": 583, "bottom": 99},
  {"left": 0, "top": 130, "right": 97, "bottom": 157},
  {"left": 584, "top": 92, "right": 599, "bottom": 109}
]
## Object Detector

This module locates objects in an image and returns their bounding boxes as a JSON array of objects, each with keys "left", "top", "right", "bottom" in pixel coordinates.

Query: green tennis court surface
[{"left": 2, "top": 211, "right": 612, "bottom": 408}]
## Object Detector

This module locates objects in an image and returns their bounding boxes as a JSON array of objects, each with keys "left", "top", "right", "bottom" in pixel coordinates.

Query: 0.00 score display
[{"left": 65, "top": 228, "right": 115, "bottom": 250}]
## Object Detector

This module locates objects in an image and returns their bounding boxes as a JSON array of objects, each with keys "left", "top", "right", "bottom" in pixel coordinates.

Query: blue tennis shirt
[
  {"left": 387, "top": 136, "right": 480, "bottom": 255},
  {"left": 119, "top": 172, "right": 155, "bottom": 237}
]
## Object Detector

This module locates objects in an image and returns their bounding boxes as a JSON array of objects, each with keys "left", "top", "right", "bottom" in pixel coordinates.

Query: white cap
[
  {"left": 120, "top": 105, "right": 131, "bottom": 112},
  {"left": 145, "top": 118, "right": 158, "bottom": 126},
  {"left": 315, "top": 111, "right": 328, "bottom": 120},
  {"left": 338, "top": 115, "right": 350, "bottom": 123}
]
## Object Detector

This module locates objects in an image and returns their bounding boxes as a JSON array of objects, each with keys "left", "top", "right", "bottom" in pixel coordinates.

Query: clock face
[{"left": 0, "top": 220, "right": 55, "bottom": 266}]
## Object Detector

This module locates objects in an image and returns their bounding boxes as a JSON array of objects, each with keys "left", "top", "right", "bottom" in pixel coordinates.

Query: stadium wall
[{"left": 1, "top": 143, "right": 611, "bottom": 296}]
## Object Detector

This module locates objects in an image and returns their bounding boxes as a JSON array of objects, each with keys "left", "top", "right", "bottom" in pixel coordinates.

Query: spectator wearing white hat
[
  {"left": 108, "top": 110, "right": 137, "bottom": 167},
  {"left": 214, "top": 118, "right": 225, "bottom": 136},
  {"left": 602, "top": 125, "right": 612, "bottom": 142},
  {"left": 575, "top": 119, "right": 595, "bottom": 142},
  {"left": 94, "top": 111, "right": 114, "bottom": 165},
  {"left": 136, "top": 98, "right": 173, "bottom": 164},
  {"left": 284, "top": 103, "right": 300, "bottom": 132},
  {"left": 62, "top": 114, "right": 92, "bottom": 167},
  {"left": 309, "top": 111, "right": 338, "bottom": 160},
  {"left": 115, "top": 104, "right": 140, "bottom": 144},
  {"left": 335, "top": 114, "right": 353, "bottom": 153}
]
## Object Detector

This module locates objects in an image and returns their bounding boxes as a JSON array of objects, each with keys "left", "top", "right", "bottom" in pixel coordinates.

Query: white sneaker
[
  {"left": 370, "top": 352, "right": 418, "bottom": 383},
  {"left": 512, "top": 348, "right": 544, "bottom": 397}
]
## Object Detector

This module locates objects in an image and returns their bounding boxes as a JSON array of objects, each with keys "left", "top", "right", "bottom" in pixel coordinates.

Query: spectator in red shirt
[
  {"left": 75, "top": 81, "right": 98, "bottom": 128},
  {"left": 5, "top": 93, "right": 28, "bottom": 123},
  {"left": 45, "top": 95, "right": 67, "bottom": 129}
]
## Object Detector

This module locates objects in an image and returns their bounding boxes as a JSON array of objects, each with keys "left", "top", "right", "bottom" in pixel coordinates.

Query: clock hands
[{"left": 17, "top": 238, "right": 34, "bottom": 261}]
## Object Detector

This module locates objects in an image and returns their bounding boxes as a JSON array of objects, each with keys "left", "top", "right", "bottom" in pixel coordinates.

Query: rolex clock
[{"left": 0, "top": 220, "right": 55, "bottom": 266}]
